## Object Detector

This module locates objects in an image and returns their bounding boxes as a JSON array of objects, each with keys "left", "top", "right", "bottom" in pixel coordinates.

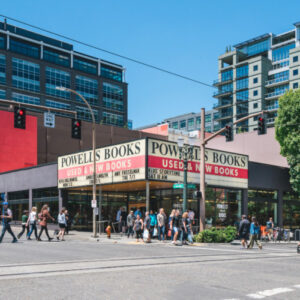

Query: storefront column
[
  {"left": 58, "top": 189, "right": 63, "bottom": 212},
  {"left": 29, "top": 189, "right": 32, "bottom": 211},
  {"left": 242, "top": 189, "right": 248, "bottom": 216},
  {"left": 277, "top": 189, "right": 283, "bottom": 227},
  {"left": 98, "top": 186, "right": 102, "bottom": 222},
  {"left": 146, "top": 181, "right": 150, "bottom": 211}
]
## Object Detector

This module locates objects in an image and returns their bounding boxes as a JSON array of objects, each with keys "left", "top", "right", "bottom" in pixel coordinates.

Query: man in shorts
[
  {"left": 239, "top": 215, "right": 250, "bottom": 249},
  {"left": 170, "top": 210, "right": 182, "bottom": 245}
]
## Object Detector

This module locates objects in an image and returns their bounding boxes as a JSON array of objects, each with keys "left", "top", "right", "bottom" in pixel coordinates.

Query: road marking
[
  {"left": 247, "top": 287, "right": 294, "bottom": 298},
  {"left": 294, "top": 284, "right": 300, "bottom": 288}
]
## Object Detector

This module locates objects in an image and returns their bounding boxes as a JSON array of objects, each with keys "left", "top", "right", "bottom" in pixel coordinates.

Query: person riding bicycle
[{"left": 266, "top": 217, "right": 274, "bottom": 241}]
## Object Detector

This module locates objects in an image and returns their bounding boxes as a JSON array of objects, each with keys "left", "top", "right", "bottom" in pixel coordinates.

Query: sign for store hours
[{"left": 57, "top": 138, "right": 248, "bottom": 189}]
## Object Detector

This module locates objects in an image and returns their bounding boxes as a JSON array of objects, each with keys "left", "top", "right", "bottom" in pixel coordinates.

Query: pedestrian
[
  {"left": 134, "top": 214, "right": 143, "bottom": 243},
  {"left": 127, "top": 210, "right": 135, "bottom": 238},
  {"left": 57, "top": 208, "right": 67, "bottom": 241},
  {"left": 144, "top": 211, "right": 151, "bottom": 243},
  {"left": 134, "top": 208, "right": 142, "bottom": 218},
  {"left": 188, "top": 209, "right": 195, "bottom": 225},
  {"left": 248, "top": 217, "right": 262, "bottom": 250},
  {"left": 120, "top": 207, "right": 127, "bottom": 234},
  {"left": 0, "top": 202, "right": 18, "bottom": 243},
  {"left": 168, "top": 209, "right": 176, "bottom": 241},
  {"left": 182, "top": 212, "right": 193, "bottom": 244},
  {"left": 266, "top": 217, "right": 274, "bottom": 241},
  {"left": 170, "top": 210, "right": 182, "bottom": 245},
  {"left": 17, "top": 210, "right": 29, "bottom": 239},
  {"left": 38, "top": 204, "right": 55, "bottom": 241},
  {"left": 27, "top": 206, "right": 38, "bottom": 240},
  {"left": 65, "top": 209, "right": 71, "bottom": 235},
  {"left": 157, "top": 208, "right": 166, "bottom": 242},
  {"left": 116, "top": 207, "right": 122, "bottom": 233},
  {"left": 239, "top": 214, "right": 250, "bottom": 249},
  {"left": 149, "top": 210, "right": 157, "bottom": 238}
]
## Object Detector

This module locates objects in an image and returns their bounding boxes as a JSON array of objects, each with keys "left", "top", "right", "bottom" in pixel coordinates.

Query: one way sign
[{"left": 44, "top": 112, "right": 55, "bottom": 128}]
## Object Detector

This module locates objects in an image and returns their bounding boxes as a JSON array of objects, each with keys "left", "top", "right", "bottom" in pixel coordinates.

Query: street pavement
[{"left": 0, "top": 229, "right": 299, "bottom": 300}]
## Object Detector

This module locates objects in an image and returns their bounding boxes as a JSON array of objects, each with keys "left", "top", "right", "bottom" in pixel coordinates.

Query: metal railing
[
  {"left": 265, "top": 89, "right": 288, "bottom": 99},
  {"left": 265, "top": 76, "right": 289, "bottom": 86},
  {"left": 266, "top": 104, "right": 279, "bottom": 111}
]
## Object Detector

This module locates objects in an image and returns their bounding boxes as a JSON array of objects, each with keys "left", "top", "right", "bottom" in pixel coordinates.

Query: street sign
[
  {"left": 44, "top": 112, "right": 55, "bottom": 128},
  {"left": 173, "top": 183, "right": 196, "bottom": 189},
  {"left": 91, "top": 199, "right": 97, "bottom": 208}
]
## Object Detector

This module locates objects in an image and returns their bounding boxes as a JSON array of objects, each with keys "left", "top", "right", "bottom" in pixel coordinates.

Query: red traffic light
[
  {"left": 18, "top": 109, "right": 24, "bottom": 116},
  {"left": 76, "top": 121, "right": 80, "bottom": 127},
  {"left": 258, "top": 117, "right": 263, "bottom": 122}
]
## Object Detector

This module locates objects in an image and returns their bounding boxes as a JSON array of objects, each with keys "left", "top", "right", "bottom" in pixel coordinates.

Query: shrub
[{"left": 193, "top": 226, "right": 237, "bottom": 243}]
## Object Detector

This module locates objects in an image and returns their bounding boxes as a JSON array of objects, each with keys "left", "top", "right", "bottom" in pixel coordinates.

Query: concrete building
[
  {"left": 213, "top": 22, "right": 300, "bottom": 132},
  {"left": 0, "top": 20, "right": 128, "bottom": 127}
]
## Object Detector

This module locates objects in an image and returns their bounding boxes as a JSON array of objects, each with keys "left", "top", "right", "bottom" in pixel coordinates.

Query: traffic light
[
  {"left": 14, "top": 107, "right": 26, "bottom": 129},
  {"left": 225, "top": 123, "right": 233, "bottom": 142},
  {"left": 258, "top": 115, "right": 266, "bottom": 135},
  {"left": 71, "top": 119, "right": 81, "bottom": 139}
]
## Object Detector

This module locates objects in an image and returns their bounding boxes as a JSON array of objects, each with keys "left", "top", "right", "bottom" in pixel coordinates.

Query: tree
[{"left": 275, "top": 90, "right": 300, "bottom": 193}]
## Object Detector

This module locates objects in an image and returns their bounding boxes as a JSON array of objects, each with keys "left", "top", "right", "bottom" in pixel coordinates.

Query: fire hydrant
[{"left": 105, "top": 225, "right": 111, "bottom": 239}]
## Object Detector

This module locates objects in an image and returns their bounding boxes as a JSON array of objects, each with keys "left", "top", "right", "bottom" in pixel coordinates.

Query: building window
[
  {"left": 253, "top": 103, "right": 258, "bottom": 109},
  {"left": 293, "top": 69, "right": 298, "bottom": 76},
  {"left": 43, "top": 49, "right": 70, "bottom": 67},
  {"left": 76, "top": 106, "right": 99, "bottom": 123},
  {"left": 12, "top": 58, "right": 40, "bottom": 92},
  {"left": 101, "top": 65, "right": 122, "bottom": 82},
  {"left": 0, "top": 54, "right": 6, "bottom": 84},
  {"left": 75, "top": 75, "right": 98, "bottom": 106},
  {"left": 253, "top": 77, "right": 258, "bottom": 84},
  {"left": 236, "top": 90, "right": 248, "bottom": 102},
  {"left": 188, "top": 118, "right": 194, "bottom": 130},
  {"left": 221, "top": 69, "right": 233, "bottom": 82},
  {"left": 253, "top": 90, "right": 258, "bottom": 96},
  {"left": 239, "top": 39, "right": 269, "bottom": 56},
  {"left": 0, "top": 89, "right": 6, "bottom": 98},
  {"left": 293, "top": 82, "right": 298, "bottom": 89},
  {"left": 236, "top": 65, "right": 248, "bottom": 78},
  {"left": 253, "top": 65, "right": 258, "bottom": 71},
  {"left": 272, "top": 43, "right": 295, "bottom": 62},
  {"left": 102, "top": 111, "right": 123, "bottom": 126},
  {"left": 73, "top": 57, "right": 97, "bottom": 75},
  {"left": 0, "top": 36, "right": 5, "bottom": 49},
  {"left": 12, "top": 92, "right": 40, "bottom": 105},
  {"left": 45, "top": 99, "right": 71, "bottom": 117},
  {"left": 103, "top": 82, "right": 124, "bottom": 112},
  {"left": 236, "top": 78, "right": 248, "bottom": 90},
  {"left": 172, "top": 121, "right": 178, "bottom": 129},
  {"left": 10, "top": 39, "right": 39, "bottom": 59},
  {"left": 196, "top": 117, "right": 201, "bottom": 129},
  {"left": 205, "top": 114, "right": 212, "bottom": 123},
  {"left": 46, "top": 67, "right": 70, "bottom": 99},
  {"left": 293, "top": 56, "right": 298, "bottom": 63},
  {"left": 180, "top": 120, "right": 186, "bottom": 129}
]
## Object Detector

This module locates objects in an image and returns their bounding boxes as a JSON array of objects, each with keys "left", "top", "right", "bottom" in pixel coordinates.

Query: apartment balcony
[
  {"left": 213, "top": 99, "right": 233, "bottom": 109},
  {"left": 265, "top": 89, "right": 288, "bottom": 100},
  {"left": 215, "top": 111, "right": 233, "bottom": 121},
  {"left": 213, "top": 78, "right": 233, "bottom": 87},
  {"left": 213, "top": 89, "right": 233, "bottom": 98},
  {"left": 266, "top": 103, "right": 279, "bottom": 111},
  {"left": 267, "top": 117, "right": 275, "bottom": 124},
  {"left": 265, "top": 76, "right": 289, "bottom": 87}
]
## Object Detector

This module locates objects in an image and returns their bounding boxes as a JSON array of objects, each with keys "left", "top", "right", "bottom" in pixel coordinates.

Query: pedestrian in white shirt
[{"left": 57, "top": 208, "right": 67, "bottom": 241}]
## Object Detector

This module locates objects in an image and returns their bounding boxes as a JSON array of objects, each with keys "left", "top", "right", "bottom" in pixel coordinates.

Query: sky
[{"left": 2, "top": 0, "right": 300, "bottom": 128}]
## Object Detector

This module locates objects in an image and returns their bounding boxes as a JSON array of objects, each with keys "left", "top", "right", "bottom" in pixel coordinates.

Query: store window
[
  {"left": 283, "top": 191, "right": 300, "bottom": 229},
  {"left": 7, "top": 190, "right": 29, "bottom": 221},
  {"left": 0, "top": 54, "right": 6, "bottom": 84}
]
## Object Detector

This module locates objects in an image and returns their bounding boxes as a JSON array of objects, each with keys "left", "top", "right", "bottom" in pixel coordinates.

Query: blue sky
[{"left": 2, "top": 0, "right": 300, "bottom": 127}]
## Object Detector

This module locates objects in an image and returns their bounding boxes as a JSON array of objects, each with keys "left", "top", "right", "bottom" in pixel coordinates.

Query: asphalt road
[{"left": 0, "top": 235, "right": 299, "bottom": 300}]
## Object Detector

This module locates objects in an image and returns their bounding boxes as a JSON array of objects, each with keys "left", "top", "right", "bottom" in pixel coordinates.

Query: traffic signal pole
[{"left": 199, "top": 109, "right": 267, "bottom": 232}]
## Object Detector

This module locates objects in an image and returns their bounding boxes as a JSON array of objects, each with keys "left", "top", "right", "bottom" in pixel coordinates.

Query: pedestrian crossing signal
[
  {"left": 14, "top": 107, "right": 26, "bottom": 129},
  {"left": 72, "top": 119, "right": 81, "bottom": 139}
]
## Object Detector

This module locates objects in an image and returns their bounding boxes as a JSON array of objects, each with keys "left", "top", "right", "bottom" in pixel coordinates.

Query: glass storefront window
[
  {"left": 7, "top": 190, "right": 29, "bottom": 221},
  {"left": 283, "top": 191, "right": 300, "bottom": 229}
]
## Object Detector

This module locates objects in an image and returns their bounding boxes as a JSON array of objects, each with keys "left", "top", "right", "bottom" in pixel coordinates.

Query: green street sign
[{"left": 173, "top": 183, "right": 196, "bottom": 189}]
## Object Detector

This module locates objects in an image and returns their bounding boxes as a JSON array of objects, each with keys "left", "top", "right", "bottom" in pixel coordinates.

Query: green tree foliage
[{"left": 275, "top": 90, "right": 300, "bottom": 193}]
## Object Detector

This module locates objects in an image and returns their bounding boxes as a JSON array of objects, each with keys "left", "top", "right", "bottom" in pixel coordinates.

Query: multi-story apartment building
[
  {"left": 165, "top": 110, "right": 220, "bottom": 133},
  {"left": 213, "top": 22, "right": 300, "bottom": 132},
  {"left": 0, "top": 20, "right": 128, "bottom": 127}
]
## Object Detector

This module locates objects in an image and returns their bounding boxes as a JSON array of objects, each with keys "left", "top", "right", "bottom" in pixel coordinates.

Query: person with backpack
[
  {"left": 134, "top": 214, "right": 143, "bottom": 243},
  {"left": 239, "top": 214, "right": 250, "bottom": 249},
  {"left": 248, "top": 217, "right": 262, "bottom": 250},
  {"left": 17, "top": 210, "right": 29, "bottom": 239},
  {"left": 27, "top": 206, "right": 38, "bottom": 240},
  {"left": 38, "top": 204, "right": 55, "bottom": 241},
  {"left": 0, "top": 202, "right": 18, "bottom": 243},
  {"left": 57, "top": 208, "right": 67, "bottom": 241}
]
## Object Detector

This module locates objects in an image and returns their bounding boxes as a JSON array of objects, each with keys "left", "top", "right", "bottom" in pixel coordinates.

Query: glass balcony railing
[
  {"left": 213, "top": 89, "right": 233, "bottom": 97},
  {"left": 265, "top": 76, "right": 289, "bottom": 86},
  {"left": 216, "top": 111, "right": 233, "bottom": 120},
  {"left": 213, "top": 77, "right": 233, "bottom": 85},
  {"left": 265, "top": 89, "right": 288, "bottom": 99},
  {"left": 213, "top": 100, "right": 232, "bottom": 109},
  {"left": 266, "top": 103, "right": 279, "bottom": 111}
]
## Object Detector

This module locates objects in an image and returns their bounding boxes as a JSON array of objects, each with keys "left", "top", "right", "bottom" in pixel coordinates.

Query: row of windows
[
  {"left": 45, "top": 67, "right": 70, "bottom": 99},
  {"left": 76, "top": 106, "right": 99, "bottom": 123},
  {"left": 6, "top": 38, "right": 122, "bottom": 82},
  {"left": 0, "top": 89, "right": 5, "bottom": 98},
  {"left": 236, "top": 78, "right": 248, "bottom": 90},
  {"left": 102, "top": 111, "right": 124, "bottom": 126},
  {"left": 239, "top": 39, "right": 269, "bottom": 57},
  {"left": 272, "top": 43, "right": 295, "bottom": 62},
  {"left": 103, "top": 82, "right": 123, "bottom": 100},
  {"left": 103, "top": 97, "right": 124, "bottom": 112},
  {"left": 0, "top": 54, "right": 5, "bottom": 84},
  {"left": 45, "top": 99, "right": 71, "bottom": 117},
  {"left": 75, "top": 75, "right": 98, "bottom": 106},
  {"left": 12, "top": 92, "right": 40, "bottom": 105},
  {"left": 221, "top": 69, "right": 233, "bottom": 82},
  {"left": 170, "top": 114, "right": 216, "bottom": 131},
  {"left": 236, "top": 90, "right": 248, "bottom": 102},
  {"left": 236, "top": 65, "right": 248, "bottom": 78}
]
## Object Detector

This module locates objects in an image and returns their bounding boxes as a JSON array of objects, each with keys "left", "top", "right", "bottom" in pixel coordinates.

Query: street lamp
[
  {"left": 177, "top": 137, "right": 194, "bottom": 212},
  {"left": 56, "top": 86, "right": 98, "bottom": 238}
]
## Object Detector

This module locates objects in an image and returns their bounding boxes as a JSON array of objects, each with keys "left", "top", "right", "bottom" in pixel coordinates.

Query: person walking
[
  {"left": 134, "top": 214, "right": 143, "bottom": 243},
  {"left": 57, "top": 208, "right": 67, "bottom": 241},
  {"left": 127, "top": 210, "right": 135, "bottom": 238},
  {"left": 65, "top": 210, "right": 71, "bottom": 235},
  {"left": 239, "top": 215, "right": 250, "bottom": 249},
  {"left": 182, "top": 212, "right": 193, "bottom": 244},
  {"left": 116, "top": 207, "right": 122, "bottom": 233},
  {"left": 266, "top": 217, "right": 274, "bottom": 241},
  {"left": 168, "top": 209, "right": 176, "bottom": 241},
  {"left": 27, "top": 206, "right": 38, "bottom": 240},
  {"left": 17, "top": 210, "right": 29, "bottom": 239},
  {"left": 248, "top": 217, "right": 262, "bottom": 250},
  {"left": 149, "top": 210, "right": 157, "bottom": 238},
  {"left": 120, "top": 208, "right": 127, "bottom": 234},
  {"left": 134, "top": 208, "right": 142, "bottom": 218},
  {"left": 144, "top": 211, "right": 151, "bottom": 243},
  {"left": 38, "top": 205, "right": 55, "bottom": 241},
  {"left": 170, "top": 210, "right": 182, "bottom": 245},
  {"left": 0, "top": 202, "right": 18, "bottom": 243},
  {"left": 157, "top": 208, "right": 166, "bottom": 242}
]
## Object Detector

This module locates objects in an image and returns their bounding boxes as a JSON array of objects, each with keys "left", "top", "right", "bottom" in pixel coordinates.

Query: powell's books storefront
[{"left": 0, "top": 138, "right": 299, "bottom": 230}]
